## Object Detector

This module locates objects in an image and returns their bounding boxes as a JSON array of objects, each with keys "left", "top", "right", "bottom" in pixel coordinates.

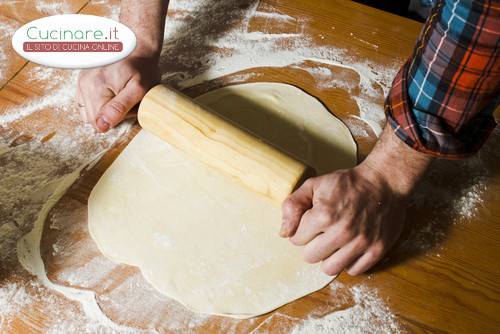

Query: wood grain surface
[{"left": 1, "top": 0, "right": 499, "bottom": 333}]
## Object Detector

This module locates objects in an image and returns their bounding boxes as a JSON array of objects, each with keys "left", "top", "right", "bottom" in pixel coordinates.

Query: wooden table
[{"left": 1, "top": 0, "right": 499, "bottom": 333}]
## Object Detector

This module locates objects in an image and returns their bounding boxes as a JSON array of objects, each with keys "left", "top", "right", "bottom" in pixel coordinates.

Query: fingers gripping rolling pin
[{"left": 138, "top": 84, "right": 315, "bottom": 206}]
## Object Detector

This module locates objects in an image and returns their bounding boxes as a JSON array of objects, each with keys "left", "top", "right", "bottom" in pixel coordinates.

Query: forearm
[
  {"left": 360, "top": 125, "right": 433, "bottom": 197},
  {"left": 120, "top": 0, "right": 169, "bottom": 59}
]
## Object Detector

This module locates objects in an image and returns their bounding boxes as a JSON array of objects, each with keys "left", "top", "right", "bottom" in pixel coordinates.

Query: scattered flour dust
[
  {"left": 0, "top": 64, "right": 134, "bottom": 332},
  {"left": 0, "top": 0, "right": 137, "bottom": 332},
  {"left": 343, "top": 116, "right": 370, "bottom": 138},
  {"left": 350, "top": 32, "right": 380, "bottom": 50},
  {"left": 55, "top": 256, "right": 119, "bottom": 289},
  {"left": 297, "top": 65, "right": 358, "bottom": 92},
  {"left": 0, "top": 70, "right": 79, "bottom": 124},
  {"left": 0, "top": 63, "right": 129, "bottom": 263},
  {"left": 158, "top": 0, "right": 399, "bottom": 136},
  {"left": 0, "top": 278, "right": 151, "bottom": 333},
  {"left": 91, "top": 0, "right": 121, "bottom": 21},
  {"left": 290, "top": 285, "right": 399, "bottom": 334},
  {"left": 0, "top": 0, "right": 80, "bottom": 83},
  {"left": 0, "top": 18, "right": 19, "bottom": 82},
  {"left": 0, "top": 282, "right": 30, "bottom": 325},
  {"left": 35, "top": 1, "right": 72, "bottom": 15},
  {"left": 250, "top": 282, "right": 400, "bottom": 334},
  {"left": 404, "top": 144, "right": 492, "bottom": 253},
  {"left": 454, "top": 180, "right": 486, "bottom": 219}
]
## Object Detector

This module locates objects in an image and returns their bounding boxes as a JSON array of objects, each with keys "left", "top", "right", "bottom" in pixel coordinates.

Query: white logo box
[{"left": 12, "top": 14, "right": 137, "bottom": 69}]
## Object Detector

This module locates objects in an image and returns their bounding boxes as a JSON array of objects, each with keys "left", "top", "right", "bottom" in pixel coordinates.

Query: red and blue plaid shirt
[{"left": 385, "top": 0, "right": 500, "bottom": 158}]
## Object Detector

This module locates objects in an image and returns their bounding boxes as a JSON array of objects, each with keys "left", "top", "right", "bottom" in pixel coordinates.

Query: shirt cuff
[{"left": 384, "top": 60, "right": 497, "bottom": 160}]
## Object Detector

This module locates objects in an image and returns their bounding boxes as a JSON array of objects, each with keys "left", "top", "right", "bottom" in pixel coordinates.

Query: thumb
[
  {"left": 96, "top": 80, "right": 145, "bottom": 132},
  {"left": 280, "top": 177, "right": 315, "bottom": 238}
]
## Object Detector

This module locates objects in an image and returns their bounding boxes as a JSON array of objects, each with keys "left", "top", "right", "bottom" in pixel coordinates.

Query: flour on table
[
  {"left": 225, "top": 72, "right": 263, "bottom": 83},
  {"left": 0, "top": 66, "right": 130, "bottom": 265},
  {"left": 26, "top": 66, "right": 61, "bottom": 83},
  {"left": 0, "top": 18, "right": 19, "bottom": 82},
  {"left": 91, "top": 0, "right": 121, "bottom": 21},
  {"left": 0, "top": 18, "right": 134, "bottom": 334},
  {"left": 0, "top": 277, "right": 154, "bottom": 334},
  {"left": 343, "top": 117, "right": 370, "bottom": 138},
  {"left": 253, "top": 11, "right": 296, "bottom": 21},
  {"left": 158, "top": 0, "right": 398, "bottom": 136},
  {"left": 296, "top": 65, "right": 358, "bottom": 92},
  {"left": 352, "top": 98, "right": 386, "bottom": 135},
  {"left": 250, "top": 282, "right": 400, "bottom": 334},
  {"left": 0, "top": 70, "right": 78, "bottom": 124},
  {"left": 56, "top": 256, "right": 119, "bottom": 288},
  {"left": 402, "top": 129, "right": 494, "bottom": 254},
  {"left": 0, "top": 282, "right": 30, "bottom": 326},
  {"left": 289, "top": 285, "right": 399, "bottom": 334},
  {"left": 350, "top": 32, "right": 380, "bottom": 50},
  {"left": 35, "top": 1, "right": 72, "bottom": 15}
]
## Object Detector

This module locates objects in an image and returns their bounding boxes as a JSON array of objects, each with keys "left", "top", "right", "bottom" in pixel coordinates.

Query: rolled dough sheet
[{"left": 88, "top": 82, "right": 357, "bottom": 318}]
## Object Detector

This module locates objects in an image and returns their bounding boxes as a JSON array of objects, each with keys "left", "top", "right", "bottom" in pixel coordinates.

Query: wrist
[
  {"left": 119, "top": 0, "right": 167, "bottom": 61},
  {"left": 130, "top": 40, "right": 161, "bottom": 60},
  {"left": 360, "top": 126, "right": 433, "bottom": 197}
]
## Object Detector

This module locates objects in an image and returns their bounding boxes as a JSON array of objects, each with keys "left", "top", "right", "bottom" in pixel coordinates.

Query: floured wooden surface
[
  {"left": 1, "top": 0, "right": 499, "bottom": 333},
  {"left": 39, "top": 151, "right": 399, "bottom": 332},
  {"left": 0, "top": 0, "right": 89, "bottom": 88}
]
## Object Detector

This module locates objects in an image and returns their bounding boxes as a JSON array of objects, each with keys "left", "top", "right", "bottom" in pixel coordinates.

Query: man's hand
[
  {"left": 280, "top": 126, "right": 433, "bottom": 276},
  {"left": 77, "top": 56, "right": 159, "bottom": 132},
  {"left": 77, "top": 56, "right": 160, "bottom": 132},
  {"left": 77, "top": 0, "right": 168, "bottom": 132}
]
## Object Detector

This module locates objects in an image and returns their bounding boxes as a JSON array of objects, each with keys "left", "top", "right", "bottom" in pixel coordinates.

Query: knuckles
[
  {"left": 302, "top": 246, "right": 321, "bottom": 264},
  {"left": 77, "top": 69, "right": 105, "bottom": 93},
  {"left": 289, "top": 235, "right": 304, "bottom": 246},
  {"left": 130, "top": 79, "right": 148, "bottom": 97},
  {"left": 363, "top": 251, "right": 377, "bottom": 265},
  {"left": 314, "top": 209, "right": 335, "bottom": 229},
  {"left": 103, "top": 100, "right": 127, "bottom": 119},
  {"left": 346, "top": 267, "right": 362, "bottom": 276},
  {"left": 335, "top": 225, "right": 356, "bottom": 242},
  {"left": 354, "top": 234, "right": 371, "bottom": 249},
  {"left": 320, "top": 260, "right": 340, "bottom": 276},
  {"left": 369, "top": 242, "right": 385, "bottom": 259},
  {"left": 281, "top": 197, "right": 299, "bottom": 218}
]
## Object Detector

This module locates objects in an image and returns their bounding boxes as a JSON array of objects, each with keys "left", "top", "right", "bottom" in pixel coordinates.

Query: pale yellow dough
[{"left": 88, "top": 83, "right": 357, "bottom": 318}]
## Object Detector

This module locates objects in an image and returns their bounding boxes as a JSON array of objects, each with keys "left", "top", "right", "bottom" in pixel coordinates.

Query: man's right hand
[
  {"left": 76, "top": 55, "right": 160, "bottom": 133},
  {"left": 77, "top": 0, "right": 169, "bottom": 132}
]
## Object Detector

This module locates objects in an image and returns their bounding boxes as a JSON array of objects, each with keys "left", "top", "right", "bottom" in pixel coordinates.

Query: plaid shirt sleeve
[{"left": 385, "top": 0, "right": 500, "bottom": 159}]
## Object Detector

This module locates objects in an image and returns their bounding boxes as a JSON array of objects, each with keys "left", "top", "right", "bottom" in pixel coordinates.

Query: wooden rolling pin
[{"left": 138, "top": 84, "right": 315, "bottom": 206}]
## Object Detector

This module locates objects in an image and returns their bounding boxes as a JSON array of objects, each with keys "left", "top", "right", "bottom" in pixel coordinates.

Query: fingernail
[
  {"left": 279, "top": 225, "right": 288, "bottom": 237},
  {"left": 97, "top": 117, "right": 110, "bottom": 132}
]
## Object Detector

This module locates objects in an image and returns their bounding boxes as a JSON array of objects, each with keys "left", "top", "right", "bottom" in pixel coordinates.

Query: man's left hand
[
  {"left": 280, "top": 164, "right": 406, "bottom": 276},
  {"left": 280, "top": 125, "right": 433, "bottom": 276}
]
